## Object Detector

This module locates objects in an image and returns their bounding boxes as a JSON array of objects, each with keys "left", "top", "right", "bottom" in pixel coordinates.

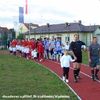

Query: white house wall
[
  {"left": 94, "top": 28, "right": 100, "bottom": 44},
  {"left": 97, "top": 35, "right": 100, "bottom": 44},
  {"left": 87, "top": 33, "right": 92, "bottom": 46}
]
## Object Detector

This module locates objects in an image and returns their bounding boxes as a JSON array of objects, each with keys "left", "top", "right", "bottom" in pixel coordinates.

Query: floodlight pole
[{"left": 29, "top": 23, "right": 30, "bottom": 39}]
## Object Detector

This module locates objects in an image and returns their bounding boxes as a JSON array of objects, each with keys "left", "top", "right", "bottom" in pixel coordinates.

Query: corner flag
[{"left": 25, "top": 0, "right": 28, "bottom": 14}]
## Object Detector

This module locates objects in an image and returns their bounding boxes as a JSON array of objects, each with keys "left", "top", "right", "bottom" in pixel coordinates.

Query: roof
[
  {"left": 0, "top": 27, "right": 9, "bottom": 34},
  {"left": 30, "top": 22, "right": 100, "bottom": 34},
  {"left": 24, "top": 23, "right": 39, "bottom": 29},
  {"left": 83, "top": 25, "right": 99, "bottom": 32}
]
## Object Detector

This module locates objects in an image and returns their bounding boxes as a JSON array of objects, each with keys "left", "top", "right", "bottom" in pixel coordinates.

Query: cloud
[{"left": 0, "top": 0, "right": 100, "bottom": 28}]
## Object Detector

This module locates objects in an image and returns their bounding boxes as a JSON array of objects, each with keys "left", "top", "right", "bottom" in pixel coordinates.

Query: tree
[
  {"left": 9, "top": 29, "right": 16, "bottom": 40},
  {"left": 1, "top": 32, "right": 7, "bottom": 48},
  {"left": 17, "top": 34, "right": 24, "bottom": 40}
]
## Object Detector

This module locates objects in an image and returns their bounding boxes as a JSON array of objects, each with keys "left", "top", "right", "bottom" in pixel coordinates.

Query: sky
[{"left": 0, "top": 0, "right": 100, "bottom": 29}]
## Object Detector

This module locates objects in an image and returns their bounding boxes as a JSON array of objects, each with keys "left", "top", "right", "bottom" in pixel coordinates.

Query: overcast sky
[{"left": 0, "top": 0, "right": 100, "bottom": 28}]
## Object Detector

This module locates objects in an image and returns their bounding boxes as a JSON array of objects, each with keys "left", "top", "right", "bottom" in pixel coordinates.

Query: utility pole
[{"left": 29, "top": 23, "right": 30, "bottom": 39}]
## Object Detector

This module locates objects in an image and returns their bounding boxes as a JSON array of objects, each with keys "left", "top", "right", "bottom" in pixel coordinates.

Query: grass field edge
[{"left": 35, "top": 61, "right": 82, "bottom": 100}]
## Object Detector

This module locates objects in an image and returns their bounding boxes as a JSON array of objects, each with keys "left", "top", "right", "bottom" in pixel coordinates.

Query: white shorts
[
  {"left": 12, "top": 47, "right": 16, "bottom": 52},
  {"left": 21, "top": 47, "right": 25, "bottom": 53},
  {"left": 24, "top": 47, "right": 29, "bottom": 54},
  {"left": 9, "top": 46, "right": 13, "bottom": 51},
  {"left": 31, "top": 50, "right": 37, "bottom": 58}
]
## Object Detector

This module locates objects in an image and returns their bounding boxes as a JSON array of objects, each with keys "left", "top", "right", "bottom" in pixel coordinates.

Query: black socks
[
  {"left": 73, "top": 69, "right": 78, "bottom": 82},
  {"left": 91, "top": 69, "right": 99, "bottom": 80}
]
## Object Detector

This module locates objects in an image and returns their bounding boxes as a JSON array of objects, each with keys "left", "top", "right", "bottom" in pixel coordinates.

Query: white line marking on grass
[
  {"left": 53, "top": 61, "right": 100, "bottom": 83},
  {"left": 35, "top": 61, "right": 82, "bottom": 100},
  {"left": 80, "top": 70, "right": 100, "bottom": 83}
]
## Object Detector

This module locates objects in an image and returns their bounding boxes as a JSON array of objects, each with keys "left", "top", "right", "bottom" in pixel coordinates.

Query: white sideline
[
  {"left": 36, "top": 61, "right": 82, "bottom": 100},
  {"left": 53, "top": 61, "right": 100, "bottom": 83}
]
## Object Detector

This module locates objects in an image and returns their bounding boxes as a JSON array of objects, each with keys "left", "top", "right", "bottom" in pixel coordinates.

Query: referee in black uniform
[{"left": 70, "top": 33, "right": 86, "bottom": 82}]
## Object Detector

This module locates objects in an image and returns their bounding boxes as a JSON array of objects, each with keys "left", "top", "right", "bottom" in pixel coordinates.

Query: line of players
[{"left": 8, "top": 37, "right": 70, "bottom": 62}]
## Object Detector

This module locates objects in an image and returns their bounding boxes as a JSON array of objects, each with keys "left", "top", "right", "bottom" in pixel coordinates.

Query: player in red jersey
[
  {"left": 37, "top": 39, "right": 44, "bottom": 62},
  {"left": 11, "top": 39, "right": 17, "bottom": 55}
]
